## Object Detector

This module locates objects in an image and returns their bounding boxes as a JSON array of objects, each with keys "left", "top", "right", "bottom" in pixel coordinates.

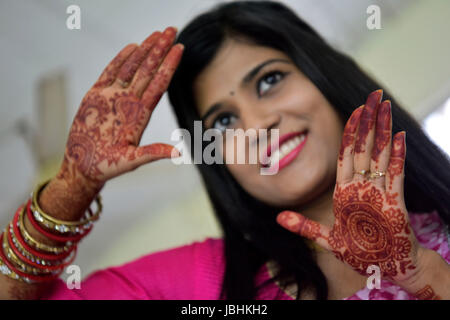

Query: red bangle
[
  {"left": 6, "top": 224, "right": 76, "bottom": 271},
  {"left": 12, "top": 206, "right": 74, "bottom": 261},
  {"left": 0, "top": 232, "right": 61, "bottom": 282},
  {"left": 26, "top": 199, "right": 92, "bottom": 243}
]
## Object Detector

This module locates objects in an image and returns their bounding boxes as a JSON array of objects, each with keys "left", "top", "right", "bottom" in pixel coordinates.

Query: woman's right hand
[{"left": 57, "top": 27, "right": 183, "bottom": 189}]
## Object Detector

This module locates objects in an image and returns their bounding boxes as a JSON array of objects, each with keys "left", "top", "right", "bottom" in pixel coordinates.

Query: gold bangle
[
  {"left": 0, "top": 231, "right": 33, "bottom": 283},
  {"left": 18, "top": 205, "right": 73, "bottom": 254},
  {"left": 2, "top": 228, "right": 59, "bottom": 275},
  {"left": 31, "top": 180, "right": 102, "bottom": 234},
  {"left": 8, "top": 223, "right": 64, "bottom": 267},
  {"left": 0, "top": 253, "right": 32, "bottom": 283}
]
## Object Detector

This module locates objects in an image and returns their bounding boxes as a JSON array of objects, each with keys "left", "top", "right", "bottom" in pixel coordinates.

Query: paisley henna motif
[{"left": 58, "top": 31, "right": 183, "bottom": 187}]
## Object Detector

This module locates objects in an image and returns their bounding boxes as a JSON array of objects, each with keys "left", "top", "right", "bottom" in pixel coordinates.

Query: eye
[
  {"left": 212, "top": 112, "right": 237, "bottom": 133},
  {"left": 257, "top": 71, "right": 286, "bottom": 96}
]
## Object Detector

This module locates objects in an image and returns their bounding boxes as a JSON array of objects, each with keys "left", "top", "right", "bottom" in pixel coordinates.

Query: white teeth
[{"left": 268, "top": 133, "right": 306, "bottom": 167}]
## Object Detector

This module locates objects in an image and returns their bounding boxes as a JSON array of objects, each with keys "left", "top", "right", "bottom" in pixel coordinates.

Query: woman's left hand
[{"left": 276, "top": 89, "right": 423, "bottom": 285}]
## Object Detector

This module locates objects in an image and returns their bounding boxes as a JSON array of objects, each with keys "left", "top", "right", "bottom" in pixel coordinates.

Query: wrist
[
  {"left": 40, "top": 173, "right": 103, "bottom": 222},
  {"left": 396, "top": 247, "right": 449, "bottom": 299}
]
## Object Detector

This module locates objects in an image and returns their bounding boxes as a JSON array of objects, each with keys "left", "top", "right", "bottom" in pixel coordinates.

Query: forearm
[
  {"left": 399, "top": 247, "right": 450, "bottom": 300},
  {"left": 0, "top": 172, "right": 102, "bottom": 300}
]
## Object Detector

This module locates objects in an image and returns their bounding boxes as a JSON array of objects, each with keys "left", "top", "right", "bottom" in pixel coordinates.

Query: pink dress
[{"left": 41, "top": 211, "right": 449, "bottom": 300}]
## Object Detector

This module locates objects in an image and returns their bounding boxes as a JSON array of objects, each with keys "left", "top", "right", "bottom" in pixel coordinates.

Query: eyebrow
[{"left": 200, "top": 58, "right": 291, "bottom": 122}]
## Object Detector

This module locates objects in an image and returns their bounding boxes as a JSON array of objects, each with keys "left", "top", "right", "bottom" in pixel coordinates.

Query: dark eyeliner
[{"left": 256, "top": 70, "right": 287, "bottom": 97}]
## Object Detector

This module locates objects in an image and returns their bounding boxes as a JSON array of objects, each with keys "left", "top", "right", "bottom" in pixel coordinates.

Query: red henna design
[
  {"left": 387, "top": 132, "right": 406, "bottom": 190},
  {"left": 60, "top": 45, "right": 182, "bottom": 185},
  {"left": 277, "top": 211, "right": 323, "bottom": 241},
  {"left": 372, "top": 100, "right": 391, "bottom": 165},
  {"left": 385, "top": 192, "right": 398, "bottom": 205},
  {"left": 339, "top": 106, "right": 363, "bottom": 162},
  {"left": 116, "top": 32, "right": 162, "bottom": 86},
  {"left": 414, "top": 285, "right": 441, "bottom": 300},
  {"left": 354, "top": 90, "right": 383, "bottom": 154},
  {"left": 130, "top": 30, "right": 178, "bottom": 96},
  {"left": 330, "top": 182, "right": 415, "bottom": 279},
  {"left": 141, "top": 45, "right": 184, "bottom": 111},
  {"left": 93, "top": 44, "right": 137, "bottom": 89},
  {"left": 384, "top": 207, "right": 406, "bottom": 233}
]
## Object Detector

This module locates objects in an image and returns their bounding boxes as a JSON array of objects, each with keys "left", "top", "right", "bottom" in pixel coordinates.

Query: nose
[
  {"left": 242, "top": 107, "right": 281, "bottom": 132},
  {"left": 240, "top": 107, "right": 281, "bottom": 151}
]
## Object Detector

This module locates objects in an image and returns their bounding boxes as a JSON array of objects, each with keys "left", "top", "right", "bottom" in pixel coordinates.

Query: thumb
[
  {"left": 127, "top": 143, "right": 181, "bottom": 169},
  {"left": 276, "top": 211, "right": 332, "bottom": 251}
]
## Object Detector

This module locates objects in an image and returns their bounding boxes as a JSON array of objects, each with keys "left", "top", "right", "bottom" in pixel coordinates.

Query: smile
[{"left": 263, "top": 131, "right": 308, "bottom": 172}]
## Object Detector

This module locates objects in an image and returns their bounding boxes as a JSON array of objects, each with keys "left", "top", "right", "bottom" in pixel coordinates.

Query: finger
[
  {"left": 93, "top": 44, "right": 138, "bottom": 88},
  {"left": 354, "top": 89, "right": 383, "bottom": 180},
  {"left": 385, "top": 131, "right": 406, "bottom": 194},
  {"left": 336, "top": 105, "right": 364, "bottom": 184},
  {"left": 125, "top": 143, "right": 181, "bottom": 170},
  {"left": 276, "top": 211, "right": 332, "bottom": 251},
  {"left": 370, "top": 100, "right": 392, "bottom": 189},
  {"left": 129, "top": 27, "right": 178, "bottom": 98},
  {"left": 115, "top": 31, "right": 162, "bottom": 88},
  {"left": 141, "top": 43, "right": 184, "bottom": 113}
]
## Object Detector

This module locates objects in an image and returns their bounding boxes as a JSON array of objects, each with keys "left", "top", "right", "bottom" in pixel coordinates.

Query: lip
[{"left": 262, "top": 130, "right": 308, "bottom": 173}]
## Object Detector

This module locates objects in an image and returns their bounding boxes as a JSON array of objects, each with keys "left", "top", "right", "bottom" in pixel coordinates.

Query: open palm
[
  {"left": 58, "top": 27, "right": 183, "bottom": 187},
  {"left": 277, "top": 90, "right": 420, "bottom": 284}
]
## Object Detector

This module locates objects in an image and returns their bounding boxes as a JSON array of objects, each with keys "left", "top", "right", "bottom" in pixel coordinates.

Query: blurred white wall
[{"left": 1, "top": 0, "right": 448, "bottom": 278}]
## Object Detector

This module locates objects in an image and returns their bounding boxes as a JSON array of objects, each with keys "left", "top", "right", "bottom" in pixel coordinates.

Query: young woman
[{"left": 1, "top": 1, "right": 448, "bottom": 300}]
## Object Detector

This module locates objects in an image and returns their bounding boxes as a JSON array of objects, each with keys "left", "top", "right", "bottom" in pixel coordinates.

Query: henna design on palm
[
  {"left": 277, "top": 90, "right": 421, "bottom": 283},
  {"left": 57, "top": 27, "right": 183, "bottom": 187}
]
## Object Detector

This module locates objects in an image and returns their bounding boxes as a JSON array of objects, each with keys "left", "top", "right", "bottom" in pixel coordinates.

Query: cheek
[{"left": 313, "top": 105, "right": 344, "bottom": 156}]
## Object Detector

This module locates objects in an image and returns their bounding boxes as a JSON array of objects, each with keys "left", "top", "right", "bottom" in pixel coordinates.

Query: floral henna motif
[
  {"left": 385, "top": 192, "right": 398, "bottom": 205},
  {"left": 330, "top": 182, "right": 415, "bottom": 279}
]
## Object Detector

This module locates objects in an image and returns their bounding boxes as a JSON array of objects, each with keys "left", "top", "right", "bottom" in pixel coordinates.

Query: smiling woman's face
[{"left": 194, "top": 38, "right": 345, "bottom": 208}]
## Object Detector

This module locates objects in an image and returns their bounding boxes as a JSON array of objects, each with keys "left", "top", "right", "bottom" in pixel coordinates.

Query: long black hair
[{"left": 167, "top": 0, "right": 450, "bottom": 300}]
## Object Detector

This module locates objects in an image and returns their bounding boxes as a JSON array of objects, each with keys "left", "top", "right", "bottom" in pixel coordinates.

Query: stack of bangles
[{"left": 0, "top": 180, "right": 102, "bottom": 284}]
